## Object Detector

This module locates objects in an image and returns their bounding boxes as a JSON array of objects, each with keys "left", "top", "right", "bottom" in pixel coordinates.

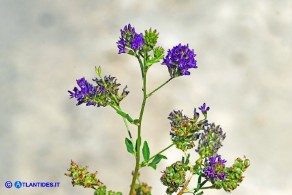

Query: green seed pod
[{"left": 160, "top": 161, "right": 187, "bottom": 194}]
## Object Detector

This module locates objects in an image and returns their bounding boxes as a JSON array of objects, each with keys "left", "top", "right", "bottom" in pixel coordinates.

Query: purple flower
[
  {"left": 117, "top": 24, "right": 144, "bottom": 54},
  {"left": 203, "top": 155, "right": 227, "bottom": 181},
  {"left": 199, "top": 103, "right": 210, "bottom": 115},
  {"left": 131, "top": 33, "right": 144, "bottom": 50},
  {"left": 68, "top": 77, "right": 98, "bottom": 106},
  {"left": 162, "top": 44, "right": 197, "bottom": 77}
]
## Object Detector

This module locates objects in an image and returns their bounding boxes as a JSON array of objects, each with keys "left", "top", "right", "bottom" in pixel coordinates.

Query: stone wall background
[{"left": 0, "top": 0, "right": 291, "bottom": 194}]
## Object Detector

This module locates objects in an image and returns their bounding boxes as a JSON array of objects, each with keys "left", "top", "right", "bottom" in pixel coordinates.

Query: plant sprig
[{"left": 66, "top": 23, "right": 250, "bottom": 195}]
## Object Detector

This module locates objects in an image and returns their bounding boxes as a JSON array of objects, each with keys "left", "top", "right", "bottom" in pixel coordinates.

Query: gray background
[{"left": 0, "top": 0, "right": 291, "bottom": 194}]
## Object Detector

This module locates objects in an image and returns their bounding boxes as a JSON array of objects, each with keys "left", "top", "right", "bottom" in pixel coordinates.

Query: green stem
[
  {"left": 136, "top": 53, "right": 144, "bottom": 79},
  {"left": 193, "top": 179, "right": 209, "bottom": 194},
  {"left": 129, "top": 59, "right": 148, "bottom": 195},
  {"left": 200, "top": 179, "right": 208, "bottom": 187},
  {"left": 196, "top": 174, "right": 202, "bottom": 191},
  {"left": 147, "top": 77, "right": 173, "bottom": 98}
]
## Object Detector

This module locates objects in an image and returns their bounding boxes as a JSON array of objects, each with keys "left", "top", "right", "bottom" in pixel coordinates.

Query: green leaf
[
  {"left": 116, "top": 110, "right": 134, "bottom": 123},
  {"left": 152, "top": 154, "right": 167, "bottom": 164},
  {"left": 125, "top": 138, "right": 134, "bottom": 154},
  {"left": 125, "top": 114, "right": 134, "bottom": 123},
  {"left": 127, "top": 50, "right": 135, "bottom": 56},
  {"left": 148, "top": 162, "right": 157, "bottom": 170},
  {"left": 142, "top": 141, "right": 150, "bottom": 161},
  {"left": 148, "top": 154, "right": 167, "bottom": 170}
]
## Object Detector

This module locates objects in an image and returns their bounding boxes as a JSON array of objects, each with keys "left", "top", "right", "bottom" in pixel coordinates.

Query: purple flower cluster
[
  {"left": 68, "top": 76, "right": 129, "bottom": 107},
  {"left": 196, "top": 123, "right": 226, "bottom": 158},
  {"left": 203, "top": 155, "right": 227, "bottom": 181},
  {"left": 162, "top": 44, "right": 197, "bottom": 77},
  {"left": 117, "top": 24, "right": 144, "bottom": 54},
  {"left": 68, "top": 77, "right": 101, "bottom": 106}
]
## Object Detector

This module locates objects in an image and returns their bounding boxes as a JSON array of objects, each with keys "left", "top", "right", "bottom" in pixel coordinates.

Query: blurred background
[{"left": 0, "top": 0, "right": 291, "bottom": 194}]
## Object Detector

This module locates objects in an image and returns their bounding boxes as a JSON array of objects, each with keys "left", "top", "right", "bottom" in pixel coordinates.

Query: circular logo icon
[
  {"left": 14, "top": 181, "right": 22, "bottom": 189},
  {"left": 5, "top": 181, "right": 13, "bottom": 188}
]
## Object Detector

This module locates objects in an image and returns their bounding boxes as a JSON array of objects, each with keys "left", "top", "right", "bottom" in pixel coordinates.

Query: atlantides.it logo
[{"left": 5, "top": 180, "right": 60, "bottom": 188}]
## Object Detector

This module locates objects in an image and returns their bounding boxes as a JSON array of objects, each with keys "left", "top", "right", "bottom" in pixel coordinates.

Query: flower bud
[{"left": 144, "top": 28, "right": 159, "bottom": 50}]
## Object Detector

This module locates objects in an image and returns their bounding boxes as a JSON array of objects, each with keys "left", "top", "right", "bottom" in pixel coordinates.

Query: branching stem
[
  {"left": 147, "top": 77, "right": 173, "bottom": 98},
  {"left": 129, "top": 55, "right": 148, "bottom": 195}
]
